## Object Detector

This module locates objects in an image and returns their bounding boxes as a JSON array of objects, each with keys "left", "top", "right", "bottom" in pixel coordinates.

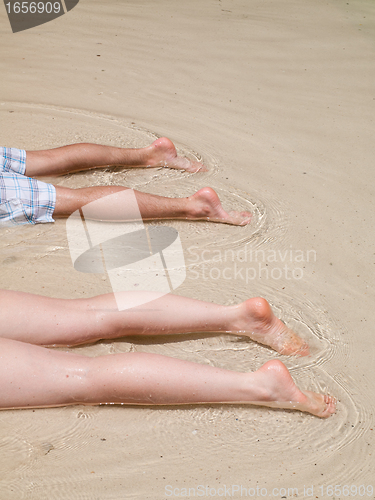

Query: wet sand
[{"left": 0, "top": 0, "right": 374, "bottom": 498}]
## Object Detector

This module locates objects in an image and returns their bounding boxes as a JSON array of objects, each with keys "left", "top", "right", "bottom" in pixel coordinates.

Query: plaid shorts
[{"left": 0, "top": 147, "right": 56, "bottom": 226}]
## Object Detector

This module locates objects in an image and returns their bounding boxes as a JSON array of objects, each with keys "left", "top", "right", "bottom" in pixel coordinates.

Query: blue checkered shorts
[{"left": 0, "top": 147, "right": 56, "bottom": 226}]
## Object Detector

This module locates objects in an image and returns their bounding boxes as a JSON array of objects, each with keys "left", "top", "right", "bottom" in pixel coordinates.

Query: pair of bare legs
[
  {"left": 26, "top": 137, "right": 252, "bottom": 224},
  {"left": 0, "top": 289, "right": 336, "bottom": 417}
]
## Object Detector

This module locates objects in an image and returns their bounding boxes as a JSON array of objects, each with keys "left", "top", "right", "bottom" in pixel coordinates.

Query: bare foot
[
  {"left": 250, "top": 360, "right": 336, "bottom": 418},
  {"left": 230, "top": 297, "right": 310, "bottom": 356},
  {"left": 187, "top": 187, "right": 252, "bottom": 226},
  {"left": 145, "top": 137, "right": 207, "bottom": 172}
]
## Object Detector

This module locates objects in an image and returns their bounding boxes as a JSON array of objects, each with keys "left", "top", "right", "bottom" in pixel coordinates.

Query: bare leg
[
  {"left": 0, "top": 290, "right": 308, "bottom": 355},
  {"left": 53, "top": 185, "right": 252, "bottom": 225},
  {"left": 25, "top": 137, "right": 205, "bottom": 176},
  {"left": 0, "top": 338, "right": 335, "bottom": 417}
]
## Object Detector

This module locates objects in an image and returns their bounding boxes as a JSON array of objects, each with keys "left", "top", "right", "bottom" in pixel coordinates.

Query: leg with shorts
[{"left": 24, "top": 138, "right": 252, "bottom": 225}]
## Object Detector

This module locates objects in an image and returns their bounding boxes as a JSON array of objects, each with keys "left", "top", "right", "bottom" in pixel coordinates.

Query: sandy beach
[{"left": 0, "top": 0, "right": 374, "bottom": 498}]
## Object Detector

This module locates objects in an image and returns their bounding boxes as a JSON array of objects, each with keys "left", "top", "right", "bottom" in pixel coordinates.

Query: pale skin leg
[
  {"left": 25, "top": 138, "right": 252, "bottom": 225},
  {"left": 0, "top": 289, "right": 309, "bottom": 356},
  {"left": 0, "top": 337, "right": 336, "bottom": 417}
]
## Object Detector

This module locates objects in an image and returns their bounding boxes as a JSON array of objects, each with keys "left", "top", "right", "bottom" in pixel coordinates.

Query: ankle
[
  {"left": 185, "top": 194, "right": 211, "bottom": 219},
  {"left": 241, "top": 372, "right": 271, "bottom": 402}
]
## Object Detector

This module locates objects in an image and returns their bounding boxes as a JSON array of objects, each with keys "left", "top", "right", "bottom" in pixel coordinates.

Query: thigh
[
  {"left": 0, "top": 337, "right": 90, "bottom": 409},
  {"left": 0, "top": 290, "right": 99, "bottom": 345}
]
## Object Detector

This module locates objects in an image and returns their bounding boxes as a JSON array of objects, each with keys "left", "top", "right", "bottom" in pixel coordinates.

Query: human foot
[
  {"left": 187, "top": 187, "right": 252, "bottom": 226},
  {"left": 145, "top": 137, "right": 206, "bottom": 172},
  {"left": 250, "top": 360, "right": 336, "bottom": 418},
  {"left": 230, "top": 297, "right": 310, "bottom": 356}
]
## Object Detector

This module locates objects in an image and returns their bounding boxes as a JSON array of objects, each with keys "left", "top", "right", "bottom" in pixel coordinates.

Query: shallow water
[{"left": 1, "top": 1, "right": 375, "bottom": 498}]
